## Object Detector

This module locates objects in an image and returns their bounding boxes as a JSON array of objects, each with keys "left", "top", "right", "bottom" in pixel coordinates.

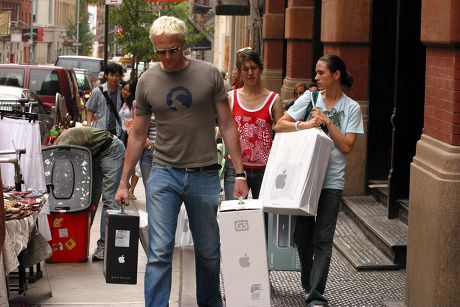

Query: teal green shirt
[{"left": 287, "top": 91, "right": 364, "bottom": 190}]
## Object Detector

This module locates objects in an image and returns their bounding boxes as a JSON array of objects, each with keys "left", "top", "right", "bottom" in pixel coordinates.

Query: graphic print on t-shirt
[
  {"left": 166, "top": 86, "right": 193, "bottom": 111},
  {"left": 235, "top": 115, "right": 272, "bottom": 164}
]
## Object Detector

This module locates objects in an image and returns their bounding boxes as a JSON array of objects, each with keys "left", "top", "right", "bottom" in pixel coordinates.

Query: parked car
[
  {"left": 74, "top": 68, "right": 94, "bottom": 102},
  {"left": 0, "top": 85, "right": 54, "bottom": 144},
  {"left": 55, "top": 55, "right": 104, "bottom": 82},
  {"left": 0, "top": 64, "right": 81, "bottom": 121}
]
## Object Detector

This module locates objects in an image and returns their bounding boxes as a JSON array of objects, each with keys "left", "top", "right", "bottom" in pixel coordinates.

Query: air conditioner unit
[{"left": 215, "top": 0, "right": 250, "bottom": 16}]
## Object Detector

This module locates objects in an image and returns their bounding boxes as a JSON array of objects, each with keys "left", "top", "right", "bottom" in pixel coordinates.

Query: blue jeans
[
  {"left": 90, "top": 138, "right": 125, "bottom": 248},
  {"left": 139, "top": 148, "right": 154, "bottom": 186},
  {"left": 293, "top": 189, "right": 342, "bottom": 305},
  {"left": 223, "top": 160, "right": 265, "bottom": 200},
  {"left": 144, "top": 163, "right": 222, "bottom": 307}
]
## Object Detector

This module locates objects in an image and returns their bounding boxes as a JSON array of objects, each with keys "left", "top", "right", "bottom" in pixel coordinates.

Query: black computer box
[{"left": 104, "top": 203, "right": 139, "bottom": 284}]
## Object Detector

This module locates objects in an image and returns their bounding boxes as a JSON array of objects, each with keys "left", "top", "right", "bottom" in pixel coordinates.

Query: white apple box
[
  {"left": 260, "top": 128, "right": 334, "bottom": 216},
  {"left": 219, "top": 199, "right": 271, "bottom": 307}
]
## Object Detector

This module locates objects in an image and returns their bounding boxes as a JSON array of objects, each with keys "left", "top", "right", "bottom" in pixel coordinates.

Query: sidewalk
[
  {"left": 8, "top": 182, "right": 181, "bottom": 307},
  {"left": 8, "top": 180, "right": 406, "bottom": 306}
]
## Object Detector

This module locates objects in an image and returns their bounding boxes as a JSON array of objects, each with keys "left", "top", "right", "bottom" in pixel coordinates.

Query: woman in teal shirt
[{"left": 275, "top": 54, "right": 364, "bottom": 307}]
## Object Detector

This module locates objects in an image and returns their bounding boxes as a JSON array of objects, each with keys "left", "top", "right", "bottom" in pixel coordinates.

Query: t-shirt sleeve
[
  {"left": 212, "top": 66, "right": 229, "bottom": 103},
  {"left": 135, "top": 77, "right": 152, "bottom": 116},
  {"left": 345, "top": 102, "right": 364, "bottom": 137},
  {"left": 86, "top": 87, "right": 101, "bottom": 111},
  {"left": 287, "top": 91, "right": 312, "bottom": 121}
]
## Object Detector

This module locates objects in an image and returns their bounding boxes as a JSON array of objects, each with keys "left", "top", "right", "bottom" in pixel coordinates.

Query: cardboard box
[
  {"left": 104, "top": 209, "right": 139, "bottom": 284},
  {"left": 260, "top": 129, "right": 333, "bottom": 216},
  {"left": 219, "top": 199, "right": 271, "bottom": 307},
  {"left": 267, "top": 213, "right": 301, "bottom": 271}
]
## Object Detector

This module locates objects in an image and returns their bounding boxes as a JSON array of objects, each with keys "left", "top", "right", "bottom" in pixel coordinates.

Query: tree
[
  {"left": 110, "top": 0, "right": 156, "bottom": 73},
  {"left": 64, "top": 0, "right": 95, "bottom": 55},
  {"left": 111, "top": 1, "right": 208, "bottom": 76}
]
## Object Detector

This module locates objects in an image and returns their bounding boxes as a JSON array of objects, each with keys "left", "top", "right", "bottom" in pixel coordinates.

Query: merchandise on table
[{"left": 2, "top": 189, "right": 45, "bottom": 220}]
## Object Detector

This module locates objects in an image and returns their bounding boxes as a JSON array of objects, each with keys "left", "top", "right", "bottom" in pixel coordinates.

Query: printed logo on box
[
  {"left": 234, "top": 220, "right": 249, "bottom": 231},
  {"left": 239, "top": 253, "right": 251, "bottom": 268}
]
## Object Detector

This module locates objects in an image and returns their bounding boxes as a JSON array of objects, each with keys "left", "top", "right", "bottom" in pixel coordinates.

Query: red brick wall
[
  {"left": 323, "top": 45, "right": 369, "bottom": 101},
  {"left": 263, "top": 41, "right": 284, "bottom": 70},
  {"left": 265, "top": 0, "right": 285, "bottom": 13},
  {"left": 288, "top": 0, "right": 314, "bottom": 7},
  {"left": 286, "top": 41, "right": 312, "bottom": 79},
  {"left": 424, "top": 47, "right": 460, "bottom": 145}
]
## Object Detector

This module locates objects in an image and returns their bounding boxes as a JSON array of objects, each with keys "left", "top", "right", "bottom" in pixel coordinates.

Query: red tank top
[{"left": 229, "top": 89, "right": 278, "bottom": 168}]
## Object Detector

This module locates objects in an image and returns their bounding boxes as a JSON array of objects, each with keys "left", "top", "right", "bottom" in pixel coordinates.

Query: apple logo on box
[
  {"left": 239, "top": 253, "right": 250, "bottom": 268},
  {"left": 275, "top": 170, "right": 287, "bottom": 189},
  {"left": 118, "top": 255, "right": 125, "bottom": 264}
]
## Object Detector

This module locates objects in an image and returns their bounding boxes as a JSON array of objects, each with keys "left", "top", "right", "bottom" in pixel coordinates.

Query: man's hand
[
  {"left": 233, "top": 179, "right": 249, "bottom": 199},
  {"left": 115, "top": 181, "right": 130, "bottom": 206}
]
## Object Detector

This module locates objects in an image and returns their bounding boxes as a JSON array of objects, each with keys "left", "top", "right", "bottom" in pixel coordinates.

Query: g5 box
[
  {"left": 104, "top": 206, "right": 139, "bottom": 284},
  {"left": 219, "top": 199, "right": 271, "bottom": 306}
]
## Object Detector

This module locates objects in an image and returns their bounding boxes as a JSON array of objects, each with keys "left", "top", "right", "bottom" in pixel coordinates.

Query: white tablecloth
[{"left": 0, "top": 214, "right": 51, "bottom": 306}]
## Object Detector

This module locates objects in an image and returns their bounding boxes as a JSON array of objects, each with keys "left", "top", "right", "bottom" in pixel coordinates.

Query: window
[
  {"left": 29, "top": 69, "right": 60, "bottom": 96},
  {"left": 0, "top": 68, "right": 24, "bottom": 87}
]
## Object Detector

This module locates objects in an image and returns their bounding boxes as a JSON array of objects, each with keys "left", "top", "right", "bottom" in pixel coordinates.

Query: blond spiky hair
[{"left": 149, "top": 16, "right": 186, "bottom": 44}]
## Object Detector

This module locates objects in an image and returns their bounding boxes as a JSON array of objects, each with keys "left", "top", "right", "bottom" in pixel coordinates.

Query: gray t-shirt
[{"left": 136, "top": 59, "right": 228, "bottom": 168}]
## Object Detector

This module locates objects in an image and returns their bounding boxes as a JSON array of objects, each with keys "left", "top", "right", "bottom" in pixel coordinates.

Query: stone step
[
  {"left": 334, "top": 212, "right": 399, "bottom": 270},
  {"left": 341, "top": 196, "right": 408, "bottom": 268}
]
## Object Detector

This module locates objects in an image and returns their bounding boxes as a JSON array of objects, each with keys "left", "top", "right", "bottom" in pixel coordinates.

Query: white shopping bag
[
  {"left": 175, "top": 204, "right": 194, "bottom": 246},
  {"left": 138, "top": 209, "right": 149, "bottom": 255},
  {"left": 260, "top": 128, "right": 333, "bottom": 216}
]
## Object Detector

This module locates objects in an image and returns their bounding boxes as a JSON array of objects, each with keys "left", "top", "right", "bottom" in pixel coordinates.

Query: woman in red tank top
[{"left": 224, "top": 48, "right": 283, "bottom": 202}]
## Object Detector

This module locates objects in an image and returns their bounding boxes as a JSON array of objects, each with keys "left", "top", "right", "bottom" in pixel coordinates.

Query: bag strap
[
  {"left": 303, "top": 90, "right": 319, "bottom": 121},
  {"left": 99, "top": 86, "right": 121, "bottom": 125}
]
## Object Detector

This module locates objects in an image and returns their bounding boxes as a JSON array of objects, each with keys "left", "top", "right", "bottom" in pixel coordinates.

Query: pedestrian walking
[
  {"left": 223, "top": 47, "right": 283, "bottom": 231},
  {"left": 54, "top": 127, "right": 125, "bottom": 261},
  {"left": 283, "top": 82, "right": 308, "bottom": 111},
  {"left": 86, "top": 63, "right": 124, "bottom": 138},
  {"left": 114, "top": 16, "right": 248, "bottom": 307},
  {"left": 93, "top": 71, "right": 107, "bottom": 88},
  {"left": 230, "top": 67, "right": 244, "bottom": 90},
  {"left": 274, "top": 54, "right": 364, "bottom": 307}
]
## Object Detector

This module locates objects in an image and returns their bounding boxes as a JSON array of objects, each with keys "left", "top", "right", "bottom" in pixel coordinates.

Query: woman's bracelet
[{"left": 295, "top": 121, "right": 301, "bottom": 131}]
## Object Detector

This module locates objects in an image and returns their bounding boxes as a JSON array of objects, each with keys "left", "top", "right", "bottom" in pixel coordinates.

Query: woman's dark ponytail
[{"left": 318, "top": 54, "right": 353, "bottom": 89}]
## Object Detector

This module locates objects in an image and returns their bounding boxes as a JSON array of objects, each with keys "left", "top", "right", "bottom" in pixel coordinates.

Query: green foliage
[
  {"left": 111, "top": 1, "right": 208, "bottom": 65},
  {"left": 64, "top": 0, "right": 95, "bottom": 55},
  {"left": 110, "top": 0, "right": 155, "bottom": 64}
]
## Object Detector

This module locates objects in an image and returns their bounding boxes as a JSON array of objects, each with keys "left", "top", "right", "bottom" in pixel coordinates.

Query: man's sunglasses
[{"left": 154, "top": 46, "right": 181, "bottom": 56}]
